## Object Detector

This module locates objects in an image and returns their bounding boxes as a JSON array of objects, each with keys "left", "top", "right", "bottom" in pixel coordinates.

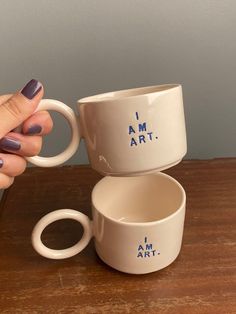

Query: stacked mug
[{"left": 30, "top": 84, "right": 187, "bottom": 274}]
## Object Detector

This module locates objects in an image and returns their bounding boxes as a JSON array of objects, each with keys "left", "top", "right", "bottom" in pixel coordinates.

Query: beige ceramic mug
[
  {"left": 32, "top": 172, "right": 186, "bottom": 274},
  {"left": 27, "top": 84, "right": 187, "bottom": 176}
]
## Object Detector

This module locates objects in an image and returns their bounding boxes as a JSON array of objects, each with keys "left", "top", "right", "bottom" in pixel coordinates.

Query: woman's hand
[{"left": 0, "top": 79, "right": 53, "bottom": 189}]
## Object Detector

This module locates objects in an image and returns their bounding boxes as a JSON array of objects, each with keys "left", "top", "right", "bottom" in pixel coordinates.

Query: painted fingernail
[
  {"left": 21, "top": 79, "right": 42, "bottom": 100},
  {"left": 0, "top": 158, "right": 3, "bottom": 168},
  {"left": 0, "top": 137, "right": 21, "bottom": 151},
  {"left": 25, "top": 124, "right": 42, "bottom": 135}
]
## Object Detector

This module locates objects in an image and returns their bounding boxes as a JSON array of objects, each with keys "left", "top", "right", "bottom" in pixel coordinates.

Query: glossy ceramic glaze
[
  {"left": 27, "top": 84, "right": 187, "bottom": 175},
  {"left": 32, "top": 172, "right": 186, "bottom": 274}
]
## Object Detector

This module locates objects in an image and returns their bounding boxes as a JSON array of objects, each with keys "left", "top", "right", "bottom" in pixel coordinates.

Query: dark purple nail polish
[
  {"left": 0, "top": 137, "right": 21, "bottom": 151},
  {"left": 25, "top": 124, "right": 42, "bottom": 135},
  {"left": 0, "top": 158, "right": 3, "bottom": 168},
  {"left": 21, "top": 79, "right": 42, "bottom": 100}
]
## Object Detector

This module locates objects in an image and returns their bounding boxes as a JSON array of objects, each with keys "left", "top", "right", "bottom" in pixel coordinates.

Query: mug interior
[
  {"left": 78, "top": 84, "right": 179, "bottom": 103},
  {"left": 92, "top": 173, "right": 185, "bottom": 224}
]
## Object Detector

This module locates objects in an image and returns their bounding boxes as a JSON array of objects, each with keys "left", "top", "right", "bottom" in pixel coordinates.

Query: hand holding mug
[
  {"left": 26, "top": 84, "right": 187, "bottom": 176},
  {"left": 0, "top": 80, "right": 53, "bottom": 189}
]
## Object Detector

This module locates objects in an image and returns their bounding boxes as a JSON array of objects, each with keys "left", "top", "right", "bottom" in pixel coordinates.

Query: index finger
[{"left": 0, "top": 80, "right": 43, "bottom": 138}]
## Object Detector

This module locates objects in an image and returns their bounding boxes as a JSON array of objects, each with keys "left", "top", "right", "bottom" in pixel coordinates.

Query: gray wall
[{"left": 1, "top": 0, "right": 236, "bottom": 166}]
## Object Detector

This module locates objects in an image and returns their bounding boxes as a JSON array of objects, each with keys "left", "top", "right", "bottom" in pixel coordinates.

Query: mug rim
[
  {"left": 77, "top": 83, "right": 181, "bottom": 104},
  {"left": 91, "top": 172, "right": 186, "bottom": 227}
]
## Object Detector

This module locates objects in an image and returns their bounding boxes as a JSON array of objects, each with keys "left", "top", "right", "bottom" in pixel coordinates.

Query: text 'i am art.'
[
  {"left": 137, "top": 237, "right": 160, "bottom": 258},
  {"left": 128, "top": 112, "right": 158, "bottom": 147}
]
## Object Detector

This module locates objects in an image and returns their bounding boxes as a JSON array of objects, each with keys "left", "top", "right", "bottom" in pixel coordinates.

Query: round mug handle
[
  {"left": 26, "top": 99, "right": 80, "bottom": 167},
  {"left": 32, "top": 209, "right": 93, "bottom": 259}
]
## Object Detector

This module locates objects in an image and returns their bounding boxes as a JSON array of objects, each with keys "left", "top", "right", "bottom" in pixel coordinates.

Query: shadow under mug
[
  {"left": 32, "top": 172, "right": 186, "bottom": 274},
  {"left": 26, "top": 84, "right": 187, "bottom": 176}
]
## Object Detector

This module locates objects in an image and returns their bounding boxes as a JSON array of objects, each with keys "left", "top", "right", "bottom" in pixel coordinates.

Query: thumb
[{"left": 0, "top": 79, "right": 43, "bottom": 138}]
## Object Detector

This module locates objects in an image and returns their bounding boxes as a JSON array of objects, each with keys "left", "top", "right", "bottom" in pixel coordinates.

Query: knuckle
[
  {"left": 47, "top": 115, "right": 54, "bottom": 129},
  {"left": 4, "top": 98, "right": 22, "bottom": 120},
  {"left": 16, "top": 158, "right": 27, "bottom": 175},
  {"left": 44, "top": 111, "right": 53, "bottom": 123},
  {"left": 31, "top": 138, "right": 42, "bottom": 156},
  {"left": 0, "top": 174, "right": 14, "bottom": 189},
  {"left": 44, "top": 119, "right": 53, "bottom": 134},
  {"left": 6, "top": 177, "right": 14, "bottom": 188},
  {"left": 39, "top": 111, "right": 53, "bottom": 132},
  {"left": 7, "top": 177, "right": 15, "bottom": 188}
]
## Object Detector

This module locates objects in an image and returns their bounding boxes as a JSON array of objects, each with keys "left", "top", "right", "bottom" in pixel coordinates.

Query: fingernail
[
  {"left": 0, "top": 158, "right": 3, "bottom": 168},
  {"left": 25, "top": 124, "right": 42, "bottom": 135},
  {"left": 0, "top": 137, "right": 21, "bottom": 151},
  {"left": 21, "top": 79, "right": 42, "bottom": 100}
]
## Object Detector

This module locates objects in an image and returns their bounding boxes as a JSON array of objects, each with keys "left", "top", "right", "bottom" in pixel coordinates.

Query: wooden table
[{"left": 0, "top": 159, "right": 235, "bottom": 313}]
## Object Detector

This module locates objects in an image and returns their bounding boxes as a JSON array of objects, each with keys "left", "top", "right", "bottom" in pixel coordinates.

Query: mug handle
[
  {"left": 32, "top": 209, "right": 93, "bottom": 259},
  {"left": 26, "top": 99, "right": 80, "bottom": 167}
]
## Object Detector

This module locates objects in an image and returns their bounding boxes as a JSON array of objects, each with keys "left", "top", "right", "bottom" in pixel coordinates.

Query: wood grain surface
[{"left": 0, "top": 159, "right": 235, "bottom": 313}]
